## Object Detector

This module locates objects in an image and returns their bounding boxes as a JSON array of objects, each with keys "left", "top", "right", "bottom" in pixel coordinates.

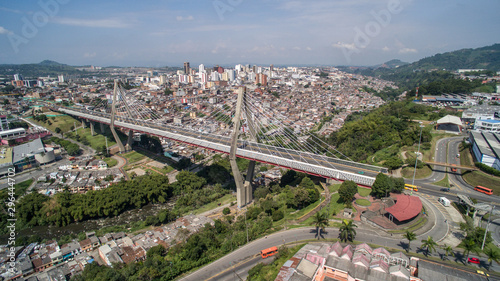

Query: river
[{"left": 1, "top": 203, "right": 173, "bottom": 244}]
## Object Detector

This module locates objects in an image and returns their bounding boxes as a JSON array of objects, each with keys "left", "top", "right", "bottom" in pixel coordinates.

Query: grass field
[
  {"left": 122, "top": 151, "right": 147, "bottom": 164},
  {"left": 102, "top": 157, "right": 118, "bottom": 167},
  {"left": 31, "top": 115, "right": 79, "bottom": 133},
  {"left": 401, "top": 165, "right": 433, "bottom": 179},
  {"left": 459, "top": 144, "right": 474, "bottom": 167},
  {"left": 75, "top": 128, "right": 117, "bottom": 150},
  {"left": 192, "top": 194, "right": 236, "bottom": 215},
  {"left": 433, "top": 175, "right": 450, "bottom": 188},
  {"left": 357, "top": 187, "right": 371, "bottom": 197},
  {"left": 463, "top": 171, "right": 500, "bottom": 195},
  {"left": 355, "top": 199, "right": 371, "bottom": 206}
]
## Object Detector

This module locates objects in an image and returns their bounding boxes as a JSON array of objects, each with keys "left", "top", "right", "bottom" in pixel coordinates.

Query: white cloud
[
  {"left": 333, "top": 42, "right": 357, "bottom": 50},
  {"left": 0, "top": 26, "right": 12, "bottom": 35},
  {"left": 53, "top": 17, "right": 132, "bottom": 28},
  {"left": 399, "top": 47, "right": 417, "bottom": 54},
  {"left": 176, "top": 15, "right": 194, "bottom": 21},
  {"left": 84, "top": 52, "right": 96, "bottom": 58},
  {"left": 382, "top": 46, "right": 390, "bottom": 51},
  {"left": 306, "top": 47, "right": 312, "bottom": 51},
  {"left": 293, "top": 46, "right": 301, "bottom": 50}
]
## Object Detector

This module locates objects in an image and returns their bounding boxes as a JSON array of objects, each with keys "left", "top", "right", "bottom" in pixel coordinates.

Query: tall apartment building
[{"left": 183, "top": 62, "right": 190, "bottom": 75}]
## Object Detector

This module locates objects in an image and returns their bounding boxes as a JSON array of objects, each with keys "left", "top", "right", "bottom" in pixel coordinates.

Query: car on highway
[
  {"left": 468, "top": 257, "right": 480, "bottom": 264},
  {"left": 476, "top": 270, "right": 489, "bottom": 276},
  {"left": 440, "top": 188, "right": 450, "bottom": 192}
]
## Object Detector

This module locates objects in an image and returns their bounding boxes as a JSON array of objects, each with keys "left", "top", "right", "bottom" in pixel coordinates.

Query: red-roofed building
[{"left": 385, "top": 195, "right": 422, "bottom": 223}]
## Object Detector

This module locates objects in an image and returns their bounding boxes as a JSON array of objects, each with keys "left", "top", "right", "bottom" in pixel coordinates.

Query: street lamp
[
  {"left": 482, "top": 205, "right": 495, "bottom": 250},
  {"left": 412, "top": 123, "right": 424, "bottom": 186}
]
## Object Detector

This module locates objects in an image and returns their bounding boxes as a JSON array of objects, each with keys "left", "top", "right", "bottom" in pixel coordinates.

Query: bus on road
[
  {"left": 474, "top": 185, "right": 493, "bottom": 195},
  {"left": 404, "top": 184, "right": 418, "bottom": 192},
  {"left": 260, "top": 246, "right": 278, "bottom": 258}
]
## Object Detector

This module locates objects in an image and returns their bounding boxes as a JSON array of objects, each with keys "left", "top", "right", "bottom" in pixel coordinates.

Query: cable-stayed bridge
[{"left": 45, "top": 82, "right": 387, "bottom": 207}]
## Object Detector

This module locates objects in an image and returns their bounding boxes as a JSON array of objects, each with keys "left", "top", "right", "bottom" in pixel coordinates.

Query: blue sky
[{"left": 0, "top": 0, "right": 499, "bottom": 67}]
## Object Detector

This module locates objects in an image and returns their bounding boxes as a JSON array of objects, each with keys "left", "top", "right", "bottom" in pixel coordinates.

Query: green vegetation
[
  {"left": 401, "top": 165, "right": 433, "bottom": 179},
  {"left": 403, "top": 231, "right": 416, "bottom": 253},
  {"left": 433, "top": 175, "right": 451, "bottom": 188},
  {"left": 327, "top": 101, "right": 432, "bottom": 162},
  {"left": 122, "top": 151, "right": 147, "bottom": 164},
  {"left": 102, "top": 157, "right": 118, "bottom": 168},
  {"left": 339, "top": 219, "right": 357, "bottom": 242},
  {"left": 357, "top": 187, "right": 371, "bottom": 197},
  {"left": 0, "top": 60, "right": 84, "bottom": 77},
  {"left": 247, "top": 245, "right": 303, "bottom": 281},
  {"left": 48, "top": 136, "right": 80, "bottom": 156},
  {"left": 462, "top": 171, "right": 500, "bottom": 195},
  {"left": 338, "top": 180, "right": 358, "bottom": 205},
  {"left": 371, "top": 173, "right": 404, "bottom": 198},
  {"left": 355, "top": 199, "right": 371, "bottom": 206},
  {"left": 0, "top": 179, "right": 34, "bottom": 235},
  {"left": 475, "top": 162, "right": 500, "bottom": 177}
]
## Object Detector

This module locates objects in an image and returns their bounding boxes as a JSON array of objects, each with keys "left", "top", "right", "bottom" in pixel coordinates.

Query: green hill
[
  {"left": 0, "top": 60, "right": 84, "bottom": 79},
  {"left": 339, "top": 43, "right": 500, "bottom": 92}
]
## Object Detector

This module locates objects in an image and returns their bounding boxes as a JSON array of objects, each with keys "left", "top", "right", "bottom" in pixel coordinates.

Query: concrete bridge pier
[
  {"left": 110, "top": 80, "right": 126, "bottom": 153},
  {"left": 100, "top": 122, "right": 105, "bottom": 133},
  {"left": 90, "top": 122, "right": 95, "bottom": 136},
  {"left": 125, "top": 130, "right": 134, "bottom": 151},
  {"left": 81, "top": 119, "right": 86, "bottom": 129},
  {"left": 230, "top": 87, "right": 252, "bottom": 208}
]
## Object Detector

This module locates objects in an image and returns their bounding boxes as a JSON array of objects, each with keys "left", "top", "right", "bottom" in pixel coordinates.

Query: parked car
[{"left": 468, "top": 257, "right": 480, "bottom": 264}]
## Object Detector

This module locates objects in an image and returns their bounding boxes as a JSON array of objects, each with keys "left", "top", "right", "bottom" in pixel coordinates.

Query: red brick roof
[{"left": 385, "top": 194, "right": 422, "bottom": 222}]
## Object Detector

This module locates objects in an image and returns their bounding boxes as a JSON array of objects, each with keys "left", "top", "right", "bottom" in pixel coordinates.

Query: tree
[
  {"left": 442, "top": 244, "right": 454, "bottom": 259},
  {"left": 461, "top": 239, "right": 479, "bottom": 261},
  {"left": 55, "top": 127, "right": 62, "bottom": 134},
  {"left": 484, "top": 247, "right": 500, "bottom": 267},
  {"left": 420, "top": 236, "right": 437, "bottom": 256},
  {"left": 222, "top": 207, "right": 231, "bottom": 215},
  {"left": 384, "top": 156, "right": 403, "bottom": 170},
  {"left": 403, "top": 230, "right": 416, "bottom": 253},
  {"left": 338, "top": 180, "right": 358, "bottom": 205},
  {"left": 312, "top": 212, "right": 329, "bottom": 240},
  {"left": 371, "top": 173, "right": 392, "bottom": 198},
  {"left": 339, "top": 219, "right": 357, "bottom": 242}
]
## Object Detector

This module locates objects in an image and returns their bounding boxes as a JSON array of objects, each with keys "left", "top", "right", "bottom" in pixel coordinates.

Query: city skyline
[{"left": 0, "top": 0, "right": 499, "bottom": 67}]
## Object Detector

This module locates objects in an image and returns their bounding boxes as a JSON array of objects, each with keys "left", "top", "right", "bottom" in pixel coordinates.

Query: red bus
[
  {"left": 451, "top": 164, "right": 457, "bottom": 172},
  {"left": 260, "top": 246, "right": 278, "bottom": 258},
  {"left": 474, "top": 186, "right": 493, "bottom": 195}
]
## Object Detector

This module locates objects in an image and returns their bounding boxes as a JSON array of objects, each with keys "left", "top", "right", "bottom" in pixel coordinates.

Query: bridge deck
[{"left": 57, "top": 106, "right": 384, "bottom": 186}]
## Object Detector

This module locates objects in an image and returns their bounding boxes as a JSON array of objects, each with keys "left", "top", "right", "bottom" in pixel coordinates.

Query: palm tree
[
  {"left": 403, "top": 231, "right": 416, "bottom": 253},
  {"left": 312, "top": 212, "right": 329, "bottom": 240},
  {"left": 460, "top": 239, "right": 479, "bottom": 261},
  {"left": 339, "top": 219, "right": 357, "bottom": 242},
  {"left": 442, "top": 244, "right": 455, "bottom": 260},
  {"left": 484, "top": 247, "right": 500, "bottom": 267},
  {"left": 420, "top": 236, "right": 438, "bottom": 257}
]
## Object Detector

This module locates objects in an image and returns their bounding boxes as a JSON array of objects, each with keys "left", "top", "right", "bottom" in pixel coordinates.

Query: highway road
[{"left": 181, "top": 225, "right": 500, "bottom": 281}]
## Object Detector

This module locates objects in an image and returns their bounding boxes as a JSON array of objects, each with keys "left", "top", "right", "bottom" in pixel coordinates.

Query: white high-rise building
[
  {"left": 227, "top": 69, "right": 235, "bottom": 81},
  {"left": 200, "top": 73, "right": 208, "bottom": 83},
  {"left": 13, "top": 74, "right": 23, "bottom": 81},
  {"left": 58, "top": 75, "right": 65, "bottom": 83},
  {"left": 235, "top": 64, "right": 243, "bottom": 72},
  {"left": 210, "top": 72, "right": 220, "bottom": 81},
  {"left": 199, "top": 64, "right": 205, "bottom": 73}
]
